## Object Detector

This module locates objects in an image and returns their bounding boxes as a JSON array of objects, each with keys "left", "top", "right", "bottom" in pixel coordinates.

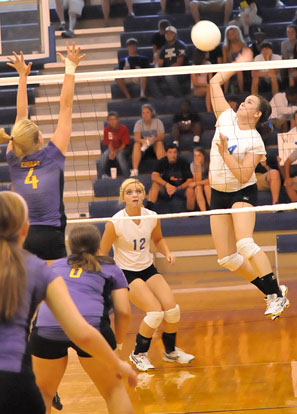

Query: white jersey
[
  {"left": 111, "top": 207, "right": 158, "bottom": 271},
  {"left": 209, "top": 109, "right": 266, "bottom": 192}
]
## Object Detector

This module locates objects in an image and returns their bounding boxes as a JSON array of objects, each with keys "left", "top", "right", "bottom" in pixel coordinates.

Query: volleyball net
[{"left": 1, "top": 56, "right": 297, "bottom": 224}]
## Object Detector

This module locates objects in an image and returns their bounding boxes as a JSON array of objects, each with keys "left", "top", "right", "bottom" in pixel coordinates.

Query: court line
[
  {"left": 172, "top": 284, "right": 254, "bottom": 294},
  {"left": 152, "top": 405, "right": 297, "bottom": 414}
]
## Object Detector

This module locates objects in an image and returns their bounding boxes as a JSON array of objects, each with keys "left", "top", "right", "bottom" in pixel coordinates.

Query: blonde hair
[
  {"left": 0, "top": 191, "right": 28, "bottom": 322},
  {"left": 119, "top": 178, "right": 146, "bottom": 203},
  {"left": 0, "top": 119, "right": 40, "bottom": 159}
]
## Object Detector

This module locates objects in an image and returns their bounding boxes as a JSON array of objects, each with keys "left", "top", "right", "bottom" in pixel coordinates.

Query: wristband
[
  {"left": 116, "top": 343, "right": 123, "bottom": 351},
  {"left": 65, "top": 58, "right": 77, "bottom": 75}
]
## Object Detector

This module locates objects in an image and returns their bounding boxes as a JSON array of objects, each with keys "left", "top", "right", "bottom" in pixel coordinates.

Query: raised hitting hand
[
  {"left": 57, "top": 41, "right": 86, "bottom": 67},
  {"left": 6, "top": 51, "right": 32, "bottom": 76}
]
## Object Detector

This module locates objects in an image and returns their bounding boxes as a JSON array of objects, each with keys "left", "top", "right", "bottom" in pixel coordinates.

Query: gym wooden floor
[{"left": 54, "top": 267, "right": 297, "bottom": 414}]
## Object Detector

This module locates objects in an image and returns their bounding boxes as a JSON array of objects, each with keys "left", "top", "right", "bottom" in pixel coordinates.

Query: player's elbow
[{"left": 70, "top": 325, "right": 95, "bottom": 352}]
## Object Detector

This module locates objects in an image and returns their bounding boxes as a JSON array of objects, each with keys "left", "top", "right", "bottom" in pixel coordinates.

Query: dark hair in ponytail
[
  {"left": 0, "top": 192, "right": 27, "bottom": 322},
  {"left": 255, "top": 94, "right": 272, "bottom": 137},
  {"left": 67, "top": 224, "right": 114, "bottom": 272}
]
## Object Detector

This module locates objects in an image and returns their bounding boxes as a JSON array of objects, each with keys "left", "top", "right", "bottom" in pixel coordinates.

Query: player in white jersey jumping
[
  {"left": 100, "top": 178, "right": 194, "bottom": 371},
  {"left": 208, "top": 48, "right": 289, "bottom": 319}
]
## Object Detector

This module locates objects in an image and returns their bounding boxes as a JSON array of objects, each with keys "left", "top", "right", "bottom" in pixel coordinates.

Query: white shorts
[{"left": 63, "top": 0, "right": 84, "bottom": 16}]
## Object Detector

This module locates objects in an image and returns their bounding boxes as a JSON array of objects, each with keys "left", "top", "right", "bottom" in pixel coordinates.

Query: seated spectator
[
  {"left": 189, "top": 147, "right": 211, "bottom": 211},
  {"left": 131, "top": 104, "right": 165, "bottom": 177},
  {"left": 117, "top": 38, "right": 150, "bottom": 100},
  {"left": 152, "top": 19, "right": 170, "bottom": 67},
  {"left": 229, "top": 0, "right": 262, "bottom": 41},
  {"left": 251, "top": 41, "right": 281, "bottom": 96},
  {"left": 190, "top": 0, "right": 233, "bottom": 26},
  {"left": 102, "top": 0, "right": 134, "bottom": 27},
  {"left": 289, "top": 42, "right": 297, "bottom": 87},
  {"left": 256, "top": 161, "right": 281, "bottom": 205},
  {"left": 191, "top": 49, "right": 212, "bottom": 112},
  {"left": 222, "top": 25, "right": 249, "bottom": 93},
  {"left": 98, "top": 112, "right": 130, "bottom": 178},
  {"left": 281, "top": 24, "right": 297, "bottom": 60},
  {"left": 249, "top": 27, "right": 266, "bottom": 57},
  {"left": 149, "top": 26, "right": 189, "bottom": 98},
  {"left": 270, "top": 87, "right": 297, "bottom": 130},
  {"left": 172, "top": 99, "right": 203, "bottom": 146},
  {"left": 61, "top": 0, "right": 84, "bottom": 38},
  {"left": 284, "top": 147, "right": 297, "bottom": 202},
  {"left": 146, "top": 143, "right": 195, "bottom": 211},
  {"left": 159, "top": 0, "right": 190, "bottom": 14}
]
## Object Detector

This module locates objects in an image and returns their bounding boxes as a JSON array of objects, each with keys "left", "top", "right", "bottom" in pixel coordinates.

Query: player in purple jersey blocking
[
  {"left": 30, "top": 223, "right": 134, "bottom": 414},
  {"left": 0, "top": 192, "right": 137, "bottom": 414},
  {"left": 0, "top": 43, "right": 85, "bottom": 260}
]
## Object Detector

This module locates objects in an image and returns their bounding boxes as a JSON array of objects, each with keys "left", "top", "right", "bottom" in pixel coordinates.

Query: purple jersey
[
  {"left": 36, "top": 258, "right": 128, "bottom": 341},
  {"left": 6, "top": 141, "right": 66, "bottom": 228},
  {"left": 0, "top": 253, "right": 58, "bottom": 373}
]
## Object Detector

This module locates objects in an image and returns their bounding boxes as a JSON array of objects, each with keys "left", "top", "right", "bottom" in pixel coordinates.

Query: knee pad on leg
[
  {"left": 218, "top": 252, "right": 244, "bottom": 271},
  {"left": 144, "top": 311, "right": 164, "bottom": 329},
  {"left": 164, "top": 305, "right": 180, "bottom": 324},
  {"left": 236, "top": 237, "right": 260, "bottom": 260}
]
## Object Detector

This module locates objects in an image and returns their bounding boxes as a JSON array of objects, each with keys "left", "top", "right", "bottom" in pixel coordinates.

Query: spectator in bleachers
[
  {"left": 146, "top": 143, "right": 195, "bottom": 211},
  {"left": 98, "top": 112, "right": 130, "bottom": 178},
  {"left": 256, "top": 160, "right": 281, "bottom": 205},
  {"left": 61, "top": 0, "right": 85, "bottom": 38},
  {"left": 284, "top": 147, "right": 297, "bottom": 202},
  {"left": 149, "top": 26, "right": 189, "bottom": 98},
  {"left": 289, "top": 110, "right": 297, "bottom": 132},
  {"left": 117, "top": 38, "right": 150, "bottom": 100},
  {"left": 281, "top": 24, "right": 297, "bottom": 60},
  {"left": 251, "top": 41, "right": 281, "bottom": 96},
  {"left": 288, "top": 41, "right": 297, "bottom": 87},
  {"left": 270, "top": 87, "right": 297, "bottom": 130},
  {"left": 130, "top": 104, "right": 165, "bottom": 177},
  {"left": 191, "top": 49, "right": 212, "bottom": 112},
  {"left": 159, "top": 0, "right": 190, "bottom": 14},
  {"left": 172, "top": 99, "right": 203, "bottom": 146},
  {"left": 190, "top": 0, "right": 233, "bottom": 26},
  {"left": 189, "top": 147, "right": 211, "bottom": 211},
  {"left": 222, "top": 25, "right": 249, "bottom": 93},
  {"left": 152, "top": 19, "right": 170, "bottom": 67},
  {"left": 248, "top": 27, "right": 266, "bottom": 57},
  {"left": 54, "top": 0, "right": 66, "bottom": 30},
  {"left": 229, "top": 0, "right": 262, "bottom": 41},
  {"left": 102, "top": 0, "right": 134, "bottom": 27},
  {"left": 209, "top": 44, "right": 223, "bottom": 64}
]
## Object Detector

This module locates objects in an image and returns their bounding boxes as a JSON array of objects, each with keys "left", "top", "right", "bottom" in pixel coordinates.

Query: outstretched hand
[
  {"left": 57, "top": 41, "right": 86, "bottom": 66},
  {"left": 6, "top": 51, "right": 32, "bottom": 76}
]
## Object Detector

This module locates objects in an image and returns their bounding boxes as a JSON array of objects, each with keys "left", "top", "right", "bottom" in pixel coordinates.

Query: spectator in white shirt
[{"left": 270, "top": 88, "right": 297, "bottom": 130}]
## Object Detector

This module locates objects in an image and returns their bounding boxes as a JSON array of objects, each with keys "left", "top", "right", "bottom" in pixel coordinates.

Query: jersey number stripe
[{"left": 24, "top": 168, "right": 39, "bottom": 189}]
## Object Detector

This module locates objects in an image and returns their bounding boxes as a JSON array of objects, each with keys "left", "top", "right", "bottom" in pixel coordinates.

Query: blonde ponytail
[{"left": 0, "top": 128, "right": 12, "bottom": 143}]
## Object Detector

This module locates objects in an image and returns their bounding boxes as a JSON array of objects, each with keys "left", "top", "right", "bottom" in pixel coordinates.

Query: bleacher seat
[
  {"left": 93, "top": 175, "right": 152, "bottom": 197},
  {"left": 0, "top": 88, "right": 35, "bottom": 107},
  {"left": 0, "top": 145, "right": 7, "bottom": 162},
  {"left": 0, "top": 183, "right": 11, "bottom": 192},
  {"left": 277, "top": 233, "right": 297, "bottom": 253},
  {"left": 0, "top": 164, "right": 10, "bottom": 182}
]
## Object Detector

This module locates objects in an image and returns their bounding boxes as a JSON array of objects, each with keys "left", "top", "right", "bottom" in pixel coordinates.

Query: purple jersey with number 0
[
  {"left": 0, "top": 252, "right": 58, "bottom": 373},
  {"left": 6, "top": 141, "right": 66, "bottom": 227},
  {"left": 36, "top": 258, "right": 128, "bottom": 341}
]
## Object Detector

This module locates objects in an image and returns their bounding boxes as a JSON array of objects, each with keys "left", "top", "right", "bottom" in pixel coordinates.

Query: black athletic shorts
[
  {"left": 122, "top": 264, "right": 159, "bottom": 285},
  {"left": 29, "top": 324, "right": 116, "bottom": 359},
  {"left": 24, "top": 225, "right": 66, "bottom": 260},
  {"left": 0, "top": 371, "right": 45, "bottom": 414},
  {"left": 210, "top": 184, "right": 258, "bottom": 210}
]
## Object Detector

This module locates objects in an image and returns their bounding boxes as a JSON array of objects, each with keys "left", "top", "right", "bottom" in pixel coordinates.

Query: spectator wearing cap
[
  {"left": 102, "top": 0, "right": 134, "bottom": 27},
  {"left": 151, "top": 19, "right": 170, "bottom": 67},
  {"left": 190, "top": 0, "right": 233, "bottom": 26},
  {"left": 251, "top": 41, "right": 282, "bottom": 95},
  {"left": 149, "top": 26, "right": 189, "bottom": 98},
  {"left": 249, "top": 27, "right": 266, "bottom": 57},
  {"left": 117, "top": 38, "right": 150, "bottom": 100}
]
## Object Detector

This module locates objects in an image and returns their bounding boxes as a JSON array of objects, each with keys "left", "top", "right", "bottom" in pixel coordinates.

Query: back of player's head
[
  {"left": 119, "top": 178, "right": 146, "bottom": 203},
  {"left": 0, "top": 191, "right": 28, "bottom": 322},
  {"left": 0, "top": 119, "right": 40, "bottom": 159},
  {"left": 68, "top": 224, "right": 102, "bottom": 272}
]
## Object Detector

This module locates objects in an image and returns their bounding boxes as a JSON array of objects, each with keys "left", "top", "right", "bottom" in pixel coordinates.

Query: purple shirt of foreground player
[
  {"left": 6, "top": 141, "right": 66, "bottom": 228},
  {"left": 0, "top": 253, "right": 58, "bottom": 373},
  {"left": 36, "top": 258, "right": 128, "bottom": 341}
]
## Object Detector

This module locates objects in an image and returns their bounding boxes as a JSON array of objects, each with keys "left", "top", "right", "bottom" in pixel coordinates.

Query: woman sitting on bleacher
[
  {"left": 189, "top": 147, "right": 211, "bottom": 212},
  {"left": 130, "top": 104, "right": 165, "bottom": 177}
]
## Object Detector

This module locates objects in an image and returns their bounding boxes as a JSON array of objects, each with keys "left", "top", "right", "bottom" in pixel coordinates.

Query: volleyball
[{"left": 191, "top": 20, "right": 221, "bottom": 51}]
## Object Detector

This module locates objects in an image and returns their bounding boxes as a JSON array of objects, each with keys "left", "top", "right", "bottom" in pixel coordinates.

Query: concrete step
[
  {"left": 56, "top": 42, "right": 120, "bottom": 60},
  {"left": 31, "top": 111, "right": 107, "bottom": 123},
  {"left": 36, "top": 83, "right": 112, "bottom": 97},
  {"left": 43, "top": 59, "right": 117, "bottom": 74},
  {"left": 35, "top": 93, "right": 111, "bottom": 104},
  {"left": 32, "top": 101, "right": 108, "bottom": 116},
  {"left": 64, "top": 168, "right": 97, "bottom": 181},
  {"left": 55, "top": 27, "right": 123, "bottom": 47}
]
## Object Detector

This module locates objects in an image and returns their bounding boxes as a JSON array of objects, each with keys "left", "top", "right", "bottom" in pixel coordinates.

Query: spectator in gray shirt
[{"left": 284, "top": 146, "right": 297, "bottom": 202}]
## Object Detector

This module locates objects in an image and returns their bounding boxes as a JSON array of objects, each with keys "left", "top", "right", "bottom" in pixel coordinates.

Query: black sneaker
[
  {"left": 62, "top": 29, "right": 75, "bottom": 38},
  {"left": 52, "top": 392, "right": 63, "bottom": 411}
]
